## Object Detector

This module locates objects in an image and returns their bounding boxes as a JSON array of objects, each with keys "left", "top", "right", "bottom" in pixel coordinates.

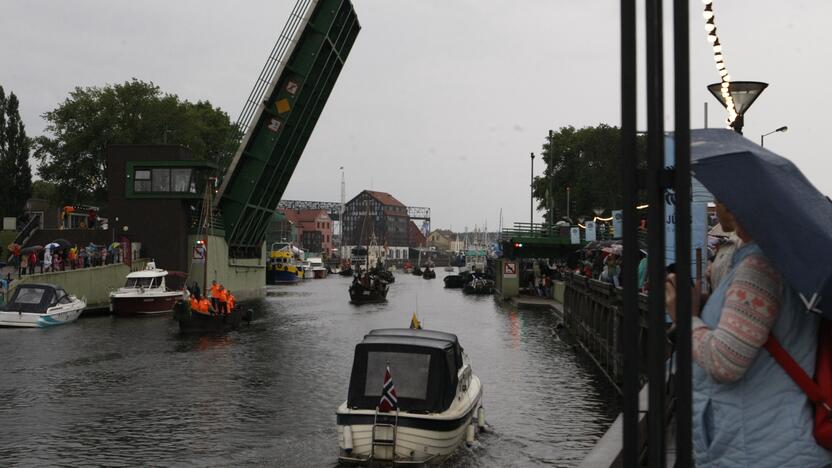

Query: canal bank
[{"left": 0, "top": 271, "right": 618, "bottom": 466}]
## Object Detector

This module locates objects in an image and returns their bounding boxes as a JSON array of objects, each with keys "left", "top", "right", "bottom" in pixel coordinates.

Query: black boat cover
[
  {"left": 0, "top": 283, "right": 64, "bottom": 313},
  {"left": 347, "top": 329, "right": 461, "bottom": 413}
]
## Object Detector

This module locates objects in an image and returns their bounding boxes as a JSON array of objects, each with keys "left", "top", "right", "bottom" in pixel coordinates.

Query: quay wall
[{"left": 13, "top": 259, "right": 148, "bottom": 310}]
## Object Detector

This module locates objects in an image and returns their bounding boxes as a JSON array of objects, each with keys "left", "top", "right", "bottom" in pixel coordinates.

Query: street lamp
[
  {"left": 530, "top": 152, "right": 535, "bottom": 227},
  {"left": 761, "top": 126, "right": 788, "bottom": 147},
  {"left": 707, "top": 81, "right": 768, "bottom": 134}
]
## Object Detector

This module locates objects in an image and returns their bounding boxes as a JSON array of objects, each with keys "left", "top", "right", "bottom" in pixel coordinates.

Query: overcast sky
[{"left": 2, "top": 0, "right": 829, "bottom": 231}]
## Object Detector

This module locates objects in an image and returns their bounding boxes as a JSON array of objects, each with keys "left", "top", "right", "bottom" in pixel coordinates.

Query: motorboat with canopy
[
  {"left": 109, "top": 261, "right": 185, "bottom": 316},
  {"left": 336, "top": 328, "right": 484, "bottom": 465},
  {"left": 0, "top": 283, "right": 86, "bottom": 327}
]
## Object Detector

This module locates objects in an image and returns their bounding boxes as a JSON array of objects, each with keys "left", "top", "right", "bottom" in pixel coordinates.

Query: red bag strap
[{"left": 764, "top": 335, "right": 828, "bottom": 408}]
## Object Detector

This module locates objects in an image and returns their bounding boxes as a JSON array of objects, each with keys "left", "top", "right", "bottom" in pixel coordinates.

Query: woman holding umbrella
[{"left": 666, "top": 130, "right": 832, "bottom": 468}]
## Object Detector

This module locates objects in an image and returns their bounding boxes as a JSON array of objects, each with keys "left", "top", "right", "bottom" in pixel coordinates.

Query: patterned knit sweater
[{"left": 692, "top": 252, "right": 782, "bottom": 383}]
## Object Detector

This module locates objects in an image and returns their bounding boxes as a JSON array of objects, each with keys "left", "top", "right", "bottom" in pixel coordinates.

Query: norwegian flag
[{"left": 378, "top": 365, "right": 398, "bottom": 412}]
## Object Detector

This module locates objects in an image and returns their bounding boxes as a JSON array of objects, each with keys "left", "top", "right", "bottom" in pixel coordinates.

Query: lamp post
[
  {"left": 760, "top": 126, "right": 788, "bottom": 147},
  {"left": 566, "top": 186, "right": 571, "bottom": 221},
  {"left": 530, "top": 152, "right": 535, "bottom": 227}
]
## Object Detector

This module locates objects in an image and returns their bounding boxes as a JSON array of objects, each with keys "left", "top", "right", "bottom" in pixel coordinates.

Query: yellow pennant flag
[{"left": 410, "top": 312, "right": 422, "bottom": 330}]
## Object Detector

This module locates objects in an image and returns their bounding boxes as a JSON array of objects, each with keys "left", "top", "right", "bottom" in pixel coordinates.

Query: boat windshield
[
  {"left": 14, "top": 286, "right": 47, "bottom": 304},
  {"left": 364, "top": 351, "right": 430, "bottom": 400},
  {"left": 125, "top": 277, "right": 156, "bottom": 288}
]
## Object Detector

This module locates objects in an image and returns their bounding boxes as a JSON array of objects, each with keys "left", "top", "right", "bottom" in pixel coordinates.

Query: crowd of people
[
  {"left": 6, "top": 242, "right": 125, "bottom": 277},
  {"left": 186, "top": 280, "right": 236, "bottom": 316}
]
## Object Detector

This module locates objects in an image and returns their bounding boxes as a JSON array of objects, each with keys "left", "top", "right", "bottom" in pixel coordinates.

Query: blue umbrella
[{"left": 691, "top": 128, "right": 832, "bottom": 317}]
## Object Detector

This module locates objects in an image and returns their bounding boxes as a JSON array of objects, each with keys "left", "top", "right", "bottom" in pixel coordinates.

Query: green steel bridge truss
[{"left": 216, "top": 0, "right": 360, "bottom": 257}]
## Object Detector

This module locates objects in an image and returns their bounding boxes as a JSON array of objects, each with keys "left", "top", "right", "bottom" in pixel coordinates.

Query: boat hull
[
  {"left": 267, "top": 269, "right": 301, "bottom": 284},
  {"left": 422, "top": 270, "right": 436, "bottom": 279},
  {"left": 110, "top": 294, "right": 179, "bottom": 316},
  {"left": 336, "top": 379, "right": 482, "bottom": 465},
  {"left": 172, "top": 301, "right": 250, "bottom": 334},
  {"left": 349, "top": 283, "right": 389, "bottom": 304},
  {"left": 0, "top": 304, "right": 85, "bottom": 328},
  {"left": 443, "top": 275, "right": 464, "bottom": 288}
]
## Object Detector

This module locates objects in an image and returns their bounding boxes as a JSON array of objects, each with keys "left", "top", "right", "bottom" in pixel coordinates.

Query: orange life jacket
[
  {"left": 198, "top": 298, "right": 211, "bottom": 313},
  {"left": 210, "top": 284, "right": 222, "bottom": 299},
  {"left": 189, "top": 297, "right": 199, "bottom": 311},
  {"left": 227, "top": 295, "right": 235, "bottom": 311},
  {"left": 218, "top": 289, "right": 228, "bottom": 303}
]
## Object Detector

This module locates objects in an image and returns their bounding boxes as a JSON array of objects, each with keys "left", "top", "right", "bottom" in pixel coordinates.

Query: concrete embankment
[{"left": 12, "top": 259, "right": 148, "bottom": 310}]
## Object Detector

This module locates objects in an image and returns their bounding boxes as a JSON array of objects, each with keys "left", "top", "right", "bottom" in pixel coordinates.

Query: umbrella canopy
[
  {"left": 51, "top": 238, "right": 72, "bottom": 249},
  {"left": 20, "top": 245, "right": 43, "bottom": 255},
  {"left": 691, "top": 128, "right": 832, "bottom": 317},
  {"left": 44, "top": 242, "right": 60, "bottom": 250}
]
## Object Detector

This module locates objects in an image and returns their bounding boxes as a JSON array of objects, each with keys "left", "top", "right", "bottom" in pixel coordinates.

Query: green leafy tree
[
  {"left": 0, "top": 86, "right": 33, "bottom": 218},
  {"left": 533, "top": 124, "right": 645, "bottom": 223},
  {"left": 34, "top": 79, "right": 236, "bottom": 204}
]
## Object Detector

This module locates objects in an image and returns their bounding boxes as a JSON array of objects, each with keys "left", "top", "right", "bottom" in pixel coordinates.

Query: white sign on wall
[
  {"left": 570, "top": 227, "right": 581, "bottom": 244},
  {"left": 584, "top": 221, "right": 597, "bottom": 242},
  {"left": 612, "top": 210, "right": 623, "bottom": 238}
]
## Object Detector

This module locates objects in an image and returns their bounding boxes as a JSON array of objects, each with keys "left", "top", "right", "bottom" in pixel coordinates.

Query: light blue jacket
[{"left": 693, "top": 243, "right": 832, "bottom": 467}]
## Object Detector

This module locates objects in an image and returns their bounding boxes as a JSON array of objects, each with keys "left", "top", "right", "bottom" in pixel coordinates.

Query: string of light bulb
[{"left": 703, "top": 0, "right": 737, "bottom": 127}]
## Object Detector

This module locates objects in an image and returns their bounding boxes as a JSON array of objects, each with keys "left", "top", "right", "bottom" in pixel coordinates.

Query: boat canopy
[
  {"left": 0, "top": 283, "right": 71, "bottom": 313},
  {"left": 347, "top": 329, "right": 461, "bottom": 413},
  {"left": 125, "top": 269, "right": 168, "bottom": 279}
]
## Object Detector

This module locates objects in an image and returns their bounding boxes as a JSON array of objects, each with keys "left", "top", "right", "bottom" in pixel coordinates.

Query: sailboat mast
[{"left": 339, "top": 167, "right": 345, "bottom": 258}]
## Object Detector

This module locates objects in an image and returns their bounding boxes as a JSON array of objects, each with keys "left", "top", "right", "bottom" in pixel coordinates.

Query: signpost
[{"left": 585, "top": 221, "right": 597, "bottom": 242}]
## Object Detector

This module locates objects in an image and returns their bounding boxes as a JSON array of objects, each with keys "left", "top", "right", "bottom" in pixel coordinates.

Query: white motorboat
[
  {"left": 336, "top": 328, "right": 484, "bottom": 465},
  {"left": 109, "top": 261, "right": 184, "bottom": 316},
  {"left": 298, "top": 261, "right": 312, "bottom": 279},
  {"left": 0, "top": 283, "right": 86, "bottom": 328},
  {"left": 308, "top": 257, "right": 328, "bottom": 279}
]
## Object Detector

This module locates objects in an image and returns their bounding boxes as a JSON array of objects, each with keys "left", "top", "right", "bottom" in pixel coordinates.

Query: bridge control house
[{"left": 107, "top": 144, "right": 265, "bottom": 299}]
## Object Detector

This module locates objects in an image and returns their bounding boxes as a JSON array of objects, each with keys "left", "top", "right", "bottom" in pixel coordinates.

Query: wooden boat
[
  {"left": 349, "top": 275, "right": 389, "bottom": 304},
  {"left": 337, "top": 328, "right": 484, "bottom": 465},
  {"left": 172, "top": 300, "right": 253, "bottom": 334},
  {"left": 443, "top": 274, "right": 465, "bottom": 288},
  {"left": 463, "top": 277, "right": 494, "bottom": 295}
]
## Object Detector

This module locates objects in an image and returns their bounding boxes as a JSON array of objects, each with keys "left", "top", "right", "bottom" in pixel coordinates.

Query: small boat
[
  {"left": 308, "top": 257, "right": 328, "bottom": 279},
  {"left": 336, "top": 328, "right": 484, "bottom": 465},
  {"left": 411, "top": 265, "right": 422, "bottom": 276},
  {"left": 463, "top": 277, "right": 494, "bottom": 295},
  {"left": 266, "top": 247, "right": 301, "bottom": 284},
  {"left": 422, "top": 267, "right": 436, "bottom": 279},
  {"left": 110, "top": 262, "right": 184, "bottom": 316},
  {"left": 402, "top": 261, "right": 413, "bottom": 274},
  {"left": 172, "top": 299, "right": 253, "bottom": 334},
  {"left": 349, "top": 274, "right": 390, "bottom": 304},
  {"left": 0, "top": 283, "right": 86, "bottom": 327},
  {"left": 443, "top": 274, "right": 465, "bottom": 288},
  {"left": 298, "top": 261, "right": 312, "bottom": 279}
]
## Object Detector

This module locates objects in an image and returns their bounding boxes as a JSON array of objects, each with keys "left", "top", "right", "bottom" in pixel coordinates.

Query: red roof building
[{"left": 279, "top": 208, "right": 333, "bottom": 255}]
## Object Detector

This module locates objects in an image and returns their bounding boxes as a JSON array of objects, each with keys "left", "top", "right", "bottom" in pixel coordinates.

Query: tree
[
  {"left": 0, "top": 86, "right": 33, "bottom": 218},
  {"left": 533, "top": 124, "right": 645, "bottom": 223},
  {"left": 34, "top": 79, "right": 236, "bottom": 205}
]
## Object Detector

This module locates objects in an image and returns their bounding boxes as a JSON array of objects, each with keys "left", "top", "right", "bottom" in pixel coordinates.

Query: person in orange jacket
[
  {"left": 210, "top": 280, "right": 221, "bottom": 311},
  {"left": 217, "top": 285, "right": 229, "bottom": 315},
  {"left": 198, "top": 297, "right": 213, "bottom": 315},
  {"left": 227, "top": 291, "right": 235, "bottom": 313}
]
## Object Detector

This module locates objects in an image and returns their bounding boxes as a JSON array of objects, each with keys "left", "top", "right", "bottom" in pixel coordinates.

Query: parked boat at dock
[
  {"left": 266, "top": 246, "right": 301, "bottom": 284},
  {"left": 308, "top": 257, "right": 328, "bottom": 279},
  {"left": 463, "top": 277, "right": 494, "bottom": 295},
  {"left": 109, "top": 262, "right": 183, "bottom": 316},
  {"left": 0, "top": 283, "right": 86, "bottom": 328},
  {"left": 336, "top": 328, "right": 484, "bottom": 465}
]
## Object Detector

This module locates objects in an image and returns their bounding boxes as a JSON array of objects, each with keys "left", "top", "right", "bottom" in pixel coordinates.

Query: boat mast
[
  {"left": 202, "top": 179, "right": 213, "bottom": 294},
  {"left": 339, "top": 166, "right": 345, "bottom": 259}
]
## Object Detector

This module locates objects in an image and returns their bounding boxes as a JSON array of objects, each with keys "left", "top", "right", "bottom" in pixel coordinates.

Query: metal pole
[
  {"left": 646, "top": 0, "right": 667, "bottom": 466},
  {"left": 620, "top": 0, "right": 639, "bottom": 465},
  {"left": 530, "top": 152, "right": 535, "bottom": 227},
  {"left": 566, "top": 187, "right": 571, "bottom": 220},
  {"left": 761, "top": 134, "right": 765, "bottom": 147},
  {"left": 674, "top": 0, "right": 693, "bottom": 465},
  {"left": 704, "top": 102, "right": 708, "bottom": 128}
]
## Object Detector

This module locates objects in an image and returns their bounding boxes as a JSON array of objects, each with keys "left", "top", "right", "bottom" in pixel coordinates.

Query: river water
[{"left": 0, "top": 271, "right": 618, "bottom": 467}]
